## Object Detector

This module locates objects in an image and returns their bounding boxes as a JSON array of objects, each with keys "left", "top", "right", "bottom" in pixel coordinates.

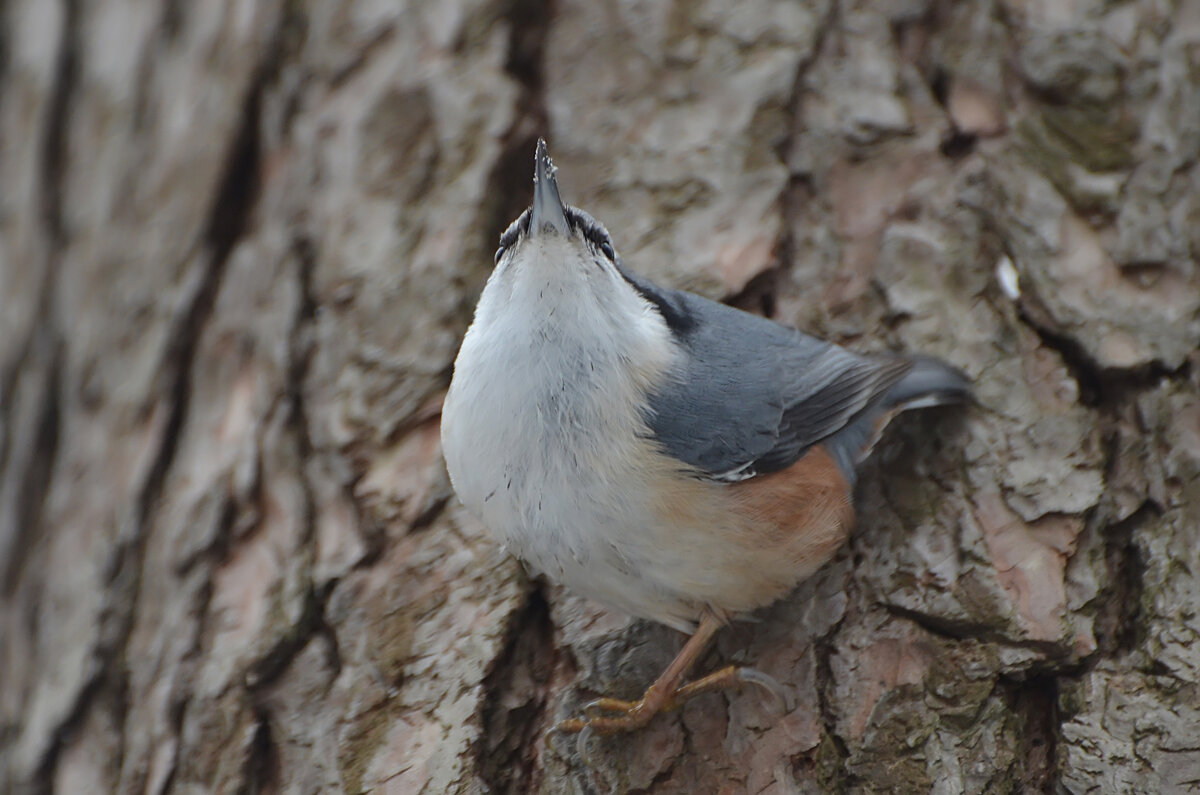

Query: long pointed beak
[{"left": 530, "top": 138, "right": 570, "bottom": 236}]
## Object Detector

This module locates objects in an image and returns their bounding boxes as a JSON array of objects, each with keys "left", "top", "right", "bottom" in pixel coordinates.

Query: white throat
[{"left": 441, "top": 232, "right": 679, "bottom": 594}]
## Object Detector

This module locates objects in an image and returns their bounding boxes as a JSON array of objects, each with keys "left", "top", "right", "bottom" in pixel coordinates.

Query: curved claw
[
  {"left": 736, "top": 667, "right": 791, "bottom": 715},
  {"left": 575, "top": 723, "right": 597, "bottom": 768},
  {"left": 544, "top": 720, "right": 578, "bottom": 760},
  {"left": 544, "top": 719, "right": 603, "bottom": 767},
  {"left": 583, "top": 696, "right": 638, "bottom": 718}
]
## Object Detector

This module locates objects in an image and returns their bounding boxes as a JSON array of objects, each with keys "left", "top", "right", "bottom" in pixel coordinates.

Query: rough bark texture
[{"left": 2, "top": 1, "right": 1198, "bottom": 793}]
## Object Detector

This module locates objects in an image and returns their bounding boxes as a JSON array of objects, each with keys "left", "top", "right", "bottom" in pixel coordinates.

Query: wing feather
[{"left": 640, "top": 287, "right": 913, "bottom": 481}]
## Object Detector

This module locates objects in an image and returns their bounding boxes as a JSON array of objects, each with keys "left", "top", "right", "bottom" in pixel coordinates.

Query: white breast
[{"left": 441, "top": 237, "right": 709, "bottom": 629}]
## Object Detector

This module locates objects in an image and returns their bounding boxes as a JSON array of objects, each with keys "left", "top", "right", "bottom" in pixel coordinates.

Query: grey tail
[
  {"left": 823, "top": 355, "right": 969, "bottom": 483},
  {"left": 882, "top": 355, "right": 972, "bottom": 411}
]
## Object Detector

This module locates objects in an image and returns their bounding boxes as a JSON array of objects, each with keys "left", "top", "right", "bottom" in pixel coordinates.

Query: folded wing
[{"left": 636, "top": 284, "right": 967, "bottom": 483}]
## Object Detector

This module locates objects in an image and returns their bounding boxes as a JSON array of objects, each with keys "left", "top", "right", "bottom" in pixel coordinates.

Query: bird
[{"left": 440, "top": 139, "right": 970, "bottom": 744}]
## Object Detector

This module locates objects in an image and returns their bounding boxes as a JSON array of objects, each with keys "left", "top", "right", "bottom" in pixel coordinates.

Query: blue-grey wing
[{"left": 637, "top": 285, "right": 964, "bottom": 483}]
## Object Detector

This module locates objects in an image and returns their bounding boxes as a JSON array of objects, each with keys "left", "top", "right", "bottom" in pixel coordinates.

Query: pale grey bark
[{"left": 1, "top": 1, "right": 1198, "bottom": 793}]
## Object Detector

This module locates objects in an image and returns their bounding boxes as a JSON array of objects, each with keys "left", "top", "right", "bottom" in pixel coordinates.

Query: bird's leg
[
  {"left": 552, "top": 613, "right": 721, "bottom": 737},
  {"left": 551, "top": 612, "right": 786, "bottom": 740}
]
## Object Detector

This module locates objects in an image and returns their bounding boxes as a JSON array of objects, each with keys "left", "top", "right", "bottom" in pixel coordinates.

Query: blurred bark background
[{"left": 2, "top": 0, "right": 1199, "bottom": 792}]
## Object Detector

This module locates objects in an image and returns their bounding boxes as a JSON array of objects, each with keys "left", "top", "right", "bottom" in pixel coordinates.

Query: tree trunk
[{"left": 2, "top": 0, "right": 1198, "bottom": 792}]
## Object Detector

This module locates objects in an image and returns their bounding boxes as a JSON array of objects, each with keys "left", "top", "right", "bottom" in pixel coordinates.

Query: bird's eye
[
  {"left": 494, "top": 246, "right": 505, "bottom": 264},
  {"left": 600, "top": 241, "right": 616, "bottom": 260}
]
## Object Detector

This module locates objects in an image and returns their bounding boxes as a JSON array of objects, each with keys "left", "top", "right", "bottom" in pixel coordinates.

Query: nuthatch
[{"left": 441, "top": 140, "right": 969, "bottom": 742}]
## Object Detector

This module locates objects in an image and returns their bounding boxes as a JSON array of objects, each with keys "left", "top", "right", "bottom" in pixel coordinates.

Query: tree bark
[{"left": 2, "top": 0, "right": 1199, "bottom": 793}]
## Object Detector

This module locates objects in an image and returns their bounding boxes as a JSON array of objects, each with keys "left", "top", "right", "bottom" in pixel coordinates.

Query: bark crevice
[
  {"left": 1006, "top": 674, "right": 1058, "bottom": 792},
  {"left": 35, "top": 18, "right": 280, "bottom": 788},
  {"left": 1095, "top": 501, "right": 1157, "bottom": 657},
  {"left": 476, "top": 584, "right": 558, "bottom": 794}
]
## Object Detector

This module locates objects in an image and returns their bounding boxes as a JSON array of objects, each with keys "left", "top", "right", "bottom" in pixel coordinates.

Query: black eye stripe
[
  {"left": 494, "top": 205, "right": 619, "bottom": 265},
  {"left": 497, "top": 208, "right": 531, "bottom": 255},
  {"left": 564, "top": 207, "right": 618, "bottom": 261}
]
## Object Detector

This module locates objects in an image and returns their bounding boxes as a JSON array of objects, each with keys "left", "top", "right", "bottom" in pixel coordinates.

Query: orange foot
[{"left": 548, "top": 665, "right": 789, "bottom": 763}]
